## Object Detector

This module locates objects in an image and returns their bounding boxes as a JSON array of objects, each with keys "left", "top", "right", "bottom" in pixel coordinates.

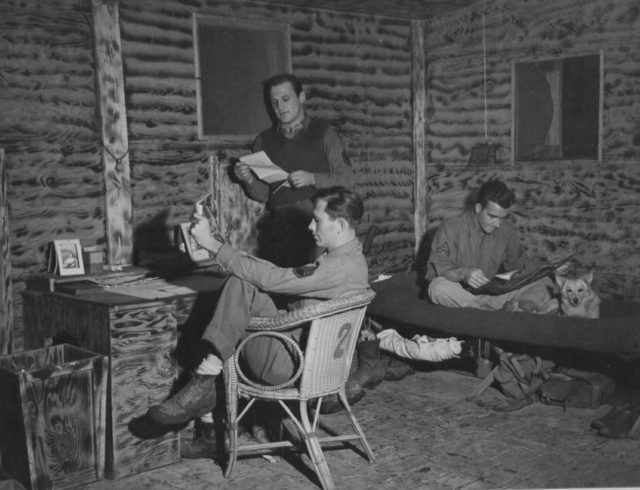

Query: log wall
[
  {"left": 0, "top": 0, "right": 415, "bottom": 350},
  {"left": 3, "top": 0, "right": 640, "bottom": 350},
  {"left": 424, "top": 0, "right": 640, "bottom": 301},
  {"left": 117, "top": 0, "right": 415, "bottom": 275}
]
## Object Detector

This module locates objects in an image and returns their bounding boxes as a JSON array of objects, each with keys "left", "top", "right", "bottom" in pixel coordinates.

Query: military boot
[
  {"left": 348, "top": 339, "right": 386, "bottom": 389},
  {"left": 319, "top": 381, "right": 366, "bottom": 414},
  {"left": 383, "top": 354, "right": 415, "bottom": 381}
]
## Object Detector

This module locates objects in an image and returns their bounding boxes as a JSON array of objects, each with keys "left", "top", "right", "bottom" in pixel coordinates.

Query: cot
[{"left": 368, "top": 272, "right": 640, "bottom": 355}]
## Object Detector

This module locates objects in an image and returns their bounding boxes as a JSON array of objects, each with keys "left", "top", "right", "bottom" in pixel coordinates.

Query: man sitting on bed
[{"left": 426, "top": 179, "right": 560, "bottom": 312}]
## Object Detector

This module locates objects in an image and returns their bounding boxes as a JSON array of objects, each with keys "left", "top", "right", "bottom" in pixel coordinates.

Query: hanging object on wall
[{"left": 468, "top": 9, "right": 499, "bottom": 166}]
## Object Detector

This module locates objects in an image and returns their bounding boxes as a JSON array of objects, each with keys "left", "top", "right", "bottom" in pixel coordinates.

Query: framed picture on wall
[
  {"left": 193, "top": 14, "right": 292, "bottom": 141},
  {"left": 49, "top": 239, "right": 85, "bottom": 276}
]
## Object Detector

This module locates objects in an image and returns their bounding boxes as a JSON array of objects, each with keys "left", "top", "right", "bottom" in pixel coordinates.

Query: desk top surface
[{"left": 25, "top": 270, "right": 228, "bottom": 307}]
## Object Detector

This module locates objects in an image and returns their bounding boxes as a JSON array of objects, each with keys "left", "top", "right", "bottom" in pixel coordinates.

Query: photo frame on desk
[{"left": 49, "top": 239, "right": 85, "bottom": 276}]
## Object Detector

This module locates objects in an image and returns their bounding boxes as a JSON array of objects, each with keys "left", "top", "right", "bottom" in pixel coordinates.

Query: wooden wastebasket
[{"left": 0, "top": 344, "right": 108, "bottom": 490}]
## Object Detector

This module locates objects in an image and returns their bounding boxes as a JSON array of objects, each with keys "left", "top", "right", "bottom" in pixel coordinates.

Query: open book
[
  {"left": 471, "top": 253, "right": 574, "bottom": 296},
  {"left": 239, "top": 151, "right": 290, "bottom": 189}
]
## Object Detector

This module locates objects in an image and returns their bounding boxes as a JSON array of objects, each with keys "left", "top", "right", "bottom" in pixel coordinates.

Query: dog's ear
[
  {"left": 555, "top": 274, "right": 567, "bottom": 288},
  {"left": 584, "top": 271, "right": 594, "bottom": 285}
]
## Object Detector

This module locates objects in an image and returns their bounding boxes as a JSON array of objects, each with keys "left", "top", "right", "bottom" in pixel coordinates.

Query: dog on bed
[
  {"left": 503, "top": 271, "right": 600, "bottom": 318},
  {"left": 556, "top": 271, "right": 600, "bottom": 319}
]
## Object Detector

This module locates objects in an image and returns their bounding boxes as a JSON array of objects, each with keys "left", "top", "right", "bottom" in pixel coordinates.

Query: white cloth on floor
[{"left": 376, "top": 329, "right": 462, "bottom": 362}]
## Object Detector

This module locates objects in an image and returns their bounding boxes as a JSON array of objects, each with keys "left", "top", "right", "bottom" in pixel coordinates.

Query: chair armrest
[{"left": 247, "top": 290, "right": 376, "bottom": 332}]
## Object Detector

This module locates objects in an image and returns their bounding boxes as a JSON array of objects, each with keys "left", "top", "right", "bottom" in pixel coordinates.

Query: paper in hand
[
  {"left": 239, "top": 151, "right": 290, "bottom": 186},
  {"left": 472, "top": 254, "right": 574, "bottom": 296}
]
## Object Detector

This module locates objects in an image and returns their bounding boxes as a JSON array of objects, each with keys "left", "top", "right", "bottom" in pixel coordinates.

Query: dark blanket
[{"left": 369, "top": 272, "right": 640, "bottom": 355}]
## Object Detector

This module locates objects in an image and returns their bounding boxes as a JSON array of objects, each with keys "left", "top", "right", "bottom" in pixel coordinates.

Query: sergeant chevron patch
[{"left": 436, "top": 242, "right": 450, "bottom": 256}]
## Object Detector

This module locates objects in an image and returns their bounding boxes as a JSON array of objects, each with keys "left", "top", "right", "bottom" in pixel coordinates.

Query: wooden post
[
  {"left": 412, "top": 20, "right": 428, "bottom": 252},
  {"left": 92, "top": 0, "right": 133, "bottom": 265},
  {"left": 0, "top": 148, "right": 12, "bottom": 355}
]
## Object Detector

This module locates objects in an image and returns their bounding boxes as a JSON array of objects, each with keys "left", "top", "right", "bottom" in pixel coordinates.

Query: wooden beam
[
  {"left": 0, "top": 148, "right": 12, "bottom": 354},
  {"left": 411, "top": 20, "right": 427, "bottom": 252},
  {"left": 92, "top": 0, "right": 133, "bottom": 265}
]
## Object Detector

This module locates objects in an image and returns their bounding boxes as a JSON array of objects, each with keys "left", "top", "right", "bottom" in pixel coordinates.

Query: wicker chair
[{"left": 223, "top": 290, "right": 376, "bottom": 490}]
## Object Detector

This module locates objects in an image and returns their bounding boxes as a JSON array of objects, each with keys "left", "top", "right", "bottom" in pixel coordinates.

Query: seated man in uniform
[
  {"left": 148, "top": 186, "right": 370, "bottom": 425},
  {"left": 426, "top": 179, "right": 562, "bottom": 312}
]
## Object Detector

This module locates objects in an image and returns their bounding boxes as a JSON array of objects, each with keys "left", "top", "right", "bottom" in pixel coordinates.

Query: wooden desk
[{"left": 22, "top": 271, "right": 227, "bottom": 479}]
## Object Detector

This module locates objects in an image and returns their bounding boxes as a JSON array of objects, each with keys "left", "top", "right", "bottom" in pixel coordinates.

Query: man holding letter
[{"left": 233, "top": 73, "right": 354, "bottom": 267}]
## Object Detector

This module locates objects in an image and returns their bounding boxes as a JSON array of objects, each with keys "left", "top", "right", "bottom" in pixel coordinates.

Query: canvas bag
[
  {"left": 467, "top": 349, "right": 555, "bottom": 411},
  {"left": 539, "top": 368, "right": 615, "bottom": 409},
  {"left": 493, "top": 352, "right": 555, "bottom": 400}
]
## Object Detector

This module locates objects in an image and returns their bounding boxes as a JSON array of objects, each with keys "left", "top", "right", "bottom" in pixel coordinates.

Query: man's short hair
[
  {"left": 476, "top": 179, "right": 515, "bottom": 209},
  {"left": 263, "top": 73, "right": 304, "bottom": 96},
  {"left": 312, "top": 187, "right": 364, "bottom": 229}
]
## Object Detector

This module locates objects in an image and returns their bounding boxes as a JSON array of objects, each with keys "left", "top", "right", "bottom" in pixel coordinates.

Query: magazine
[
  {"left": 177, "top": 223, "right": 213, "bottom": 263},
  {"left": 471, "top": 253, "right": 574, "bottom": 296},
  {"left": 195, "top": 192, "right": 219, "bottom": 232},
  {"left": 177, "top": 193, "right": 222, "bottom": 266}
]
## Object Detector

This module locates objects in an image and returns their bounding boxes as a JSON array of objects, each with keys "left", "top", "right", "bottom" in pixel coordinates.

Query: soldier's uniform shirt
[
  {"left": 426, "top": 209, "right": 524, "bottom": 283},
  {"left": 201, "top": 238, "right": 369, "bottom": 385}
]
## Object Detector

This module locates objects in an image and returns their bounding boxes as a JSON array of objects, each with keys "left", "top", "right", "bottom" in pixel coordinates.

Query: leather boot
[
  {"left": 181, "top": 420, "right": 217, "bottom": 459},
  {"left": 348, "top": 339, "right": 386, "bottom": 389},
  {"left": 148, "top": 373, "right": 217, "bottom": 425},
  {"left": 319, "top": 352, "right": 366, "bottom": 414},
  {"left": 383, "top": 354, "right": 415, "bottom": 381},
  {"left": 319, "top": 382, "right": 366, "bottom": 414}
]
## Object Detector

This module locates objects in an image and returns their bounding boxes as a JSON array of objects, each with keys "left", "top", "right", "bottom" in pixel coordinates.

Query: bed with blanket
[{"left": 368, "top": 272, "right": 640, "bottom": 356}]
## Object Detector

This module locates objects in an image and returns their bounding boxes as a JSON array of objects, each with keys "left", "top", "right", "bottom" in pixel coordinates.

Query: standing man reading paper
[{"left": 234, "top": 73, "right": 354, "bottom": 267}]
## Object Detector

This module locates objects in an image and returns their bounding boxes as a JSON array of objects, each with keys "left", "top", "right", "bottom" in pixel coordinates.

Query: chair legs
[
  {"left": 224, "top": 419, "right": 238, "bottom": 478},
  {"left": 225, "top": 389, "right": 252, "bottom": 479},
  {"left": 336, "top": 390, "right": 375, "bottom": 463},
  {"left": 300, "top": 400, "right": 335, "bottom": 490},
  {"left": 225, "top": 394, "right": 373, "bottom": 490}
]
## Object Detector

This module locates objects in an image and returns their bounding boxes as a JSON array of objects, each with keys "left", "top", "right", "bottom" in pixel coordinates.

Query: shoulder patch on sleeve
[
  {"left": 293, "top": 264, "right": 319, "bottom": 278},
  {"left": 435, "top": 242, "right": 451, "bottom": 257}
]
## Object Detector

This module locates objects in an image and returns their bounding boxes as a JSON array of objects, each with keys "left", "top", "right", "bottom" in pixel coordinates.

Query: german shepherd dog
[{"left": 556, "top": 271, "right": 601, "bottom": 319}]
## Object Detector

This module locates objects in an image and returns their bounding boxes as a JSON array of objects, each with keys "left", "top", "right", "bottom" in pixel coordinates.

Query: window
[
  {"left": 513, "top": 53, "right": 602, "bottom": 161},
  {"left": 193, "top": 14, "right": 291, "bottom": 140}
]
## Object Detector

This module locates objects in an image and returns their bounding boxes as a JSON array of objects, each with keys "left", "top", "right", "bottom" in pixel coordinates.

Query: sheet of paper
[
  {"left": 108, "top": 280, "right": 198, "bottom": 299},
  {"left": 239, "top": 151, "right": 290, "bottom": 185},
  {"left": 494, "top": 270, "right": 518, "bottom": 280}
]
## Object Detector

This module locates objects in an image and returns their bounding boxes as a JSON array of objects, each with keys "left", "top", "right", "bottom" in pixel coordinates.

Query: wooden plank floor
[{"left": 78, "top": 367, "right": 640, "bottom": 490}]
